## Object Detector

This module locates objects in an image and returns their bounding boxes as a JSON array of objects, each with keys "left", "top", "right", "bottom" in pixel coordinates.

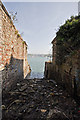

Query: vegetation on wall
[
  {"left": 22, "top": 41, "right": 26, "bottom": 45},
  {"left": 15, "top": 30, "right": 18, "bottom": 35},
  {"left": 17, "top": 34, "right": 21, "bottom": 38},
  {"left": 56, "top": 15, "right": 80, "bottom": 65},
  {"left": 9, "top": 12, "right": 17, "bottom": 23}
]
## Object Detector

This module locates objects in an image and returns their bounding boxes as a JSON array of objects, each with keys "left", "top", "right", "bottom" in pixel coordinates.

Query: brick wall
[{"left": 0, "top": 1, "right": 31, "bottom": 91}]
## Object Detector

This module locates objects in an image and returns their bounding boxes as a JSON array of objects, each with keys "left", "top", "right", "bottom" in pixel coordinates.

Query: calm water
[{"left": 27, "top": 55, "right": 50, "bottom": 79}]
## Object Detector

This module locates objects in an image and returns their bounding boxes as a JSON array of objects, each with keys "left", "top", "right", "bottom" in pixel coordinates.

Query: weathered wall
[
  {"left": 61, "top": 50, "right": 80, "bottom": 96},
  {"left": 51, "top": 38, "right": 57, "bottom": 65},
  {"left": 44, "top": 62, "right": 54, "bottom": 79},
  {"left": 0, "top": 1, "right": 31, "bottom": 91},
  {"left": 45, "top": 38, "right": 80, "bottom": 97}
]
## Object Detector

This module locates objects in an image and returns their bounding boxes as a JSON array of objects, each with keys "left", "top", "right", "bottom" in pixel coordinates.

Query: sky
[{"left": 3, "top": 2, "right": 78, "bottom": 54}]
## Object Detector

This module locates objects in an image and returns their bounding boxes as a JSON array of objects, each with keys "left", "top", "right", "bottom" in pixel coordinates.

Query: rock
[
  {"left": 29, "top": 104, "right": 34, "bottom": 108},
  {"left": 48, "top": 104, "right": 51, "bottom": 107},
  {"left": 47, "top": 95, "right": 50, "bottom": 98},
  {"left": 1, "top": 105, "right": 6, "bottom": 110},
  {"left": 19, "top": 84, "right": 27, "bottom": 91},
  {"left": 47, "top": 109, "right": 54, "bottom": 119},
  {"left": 59, "top": 93, "right": 63, "bottom": 95},
  {"left": 41, "top": 109, "right": 47, "bottom": 113},
  {"left": 44, "top": 92, "right": 47, "bottom": 95},
  {"left": 27, "top": 108, "right": 32, "bottom": 113},
  {"left": 17, "top": 83, "right": 20, "bottom": 86},
  {"left": 50, "top": 92, "right": 54, "bottom": 96},
  {"left": 47, "top": 80, "right": 50, "bottom": 82},
  {"left": 49, "top": 80, "right": 56, "bottom": 84},
  {"left": 28, "top": 90, "right": 35, "bottom": 93},
  {"left": 55, "top": 93, "right": 59, "bottom": 96},
  {"left": 14, "top": 100, "right": 21, "bottom": 103},
  {"left": 30, "top": 85, "right": 34, "bottom": 87},
  {"left": 21, "top": 93, "right": 27, "bottom": 96},
  {"left": 14, "top": 89, "right": 19, "bottom": 92}
]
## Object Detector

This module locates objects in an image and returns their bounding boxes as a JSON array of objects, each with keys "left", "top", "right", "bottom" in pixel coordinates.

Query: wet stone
[{"left": 2, "top": 78, "right": 80, "bottom": 120}]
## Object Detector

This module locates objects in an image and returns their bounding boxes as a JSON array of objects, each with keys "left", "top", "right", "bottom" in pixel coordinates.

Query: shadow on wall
[{"left": 1, "top": 54, "right": 24, "bottom": 92}]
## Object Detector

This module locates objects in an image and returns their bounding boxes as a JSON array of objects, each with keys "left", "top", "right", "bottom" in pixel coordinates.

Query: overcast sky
[{"left": 4, "top": 2, "right": 78, "bottom": 54}]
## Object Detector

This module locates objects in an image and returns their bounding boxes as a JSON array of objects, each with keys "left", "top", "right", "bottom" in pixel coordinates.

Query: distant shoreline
[{"left": 28, "top": 54, "right": 52, "bottom": 57}]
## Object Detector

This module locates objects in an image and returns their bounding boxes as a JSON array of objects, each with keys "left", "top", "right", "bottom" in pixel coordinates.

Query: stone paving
[{"left": 2, "top": 78, "right": 80, "bottom": 120}]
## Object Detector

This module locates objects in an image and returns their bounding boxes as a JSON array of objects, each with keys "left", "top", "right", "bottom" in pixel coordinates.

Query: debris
[{"left": 2, "top": 78, "right": 80, "bottom": 120}]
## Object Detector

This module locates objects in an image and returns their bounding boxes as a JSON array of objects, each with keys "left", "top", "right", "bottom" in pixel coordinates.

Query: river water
[{"left": 27, "top": 55, "right": 50, "bottom": 79}]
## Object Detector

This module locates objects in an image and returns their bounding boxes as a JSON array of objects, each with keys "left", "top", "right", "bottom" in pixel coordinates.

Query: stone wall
[
  {"left": 44, "top": 62, "right": 54, "bottom": 79},
  {"left": 51, "top": 37, "right": 57, "bottom": 64},
  {"left": 45, "top": 37, "right": 80, "bottom": 97},
  {"left": 0, "top": 1, "right": 31, "bottom": 91},
  {"left": 61, "top": 50, "right": 80, "bottom": 96}
]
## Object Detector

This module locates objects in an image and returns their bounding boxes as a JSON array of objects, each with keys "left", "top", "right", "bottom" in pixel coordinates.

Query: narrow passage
[{"left": 2, "top": 79, "right": 80, "bottom": 120}]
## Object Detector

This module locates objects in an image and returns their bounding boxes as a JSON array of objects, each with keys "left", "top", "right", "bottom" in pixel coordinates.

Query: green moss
[
  {"left": 56, "top": 15, "right": 80, "bottom": 65},
  {"left": 15, "top": 30, "right": 18, "bottom": 34},
  {"left": 17, "top": 34, "right": 20, "bottom": 38},
  {"left": 22, "top": 41, "right": 25, "bottom": 44}
]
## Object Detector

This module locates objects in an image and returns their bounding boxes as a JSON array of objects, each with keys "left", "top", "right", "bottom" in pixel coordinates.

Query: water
[{"left": 27, "top": 55, "right": 50, "bottom": 79}]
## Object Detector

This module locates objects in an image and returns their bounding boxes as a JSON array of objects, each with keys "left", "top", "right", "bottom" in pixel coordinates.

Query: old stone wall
[
  {"left": 45, "top": 35, "right": 80, "bottom": 97},
  {"left": 0, "top": 1, "right": 31, "bottom": 91},
  {"left": 44, "top": 62, "right": 54, "bottom": 79},
  {"left": 61, "top": 50, "right": 80, "bottom": 96}
]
